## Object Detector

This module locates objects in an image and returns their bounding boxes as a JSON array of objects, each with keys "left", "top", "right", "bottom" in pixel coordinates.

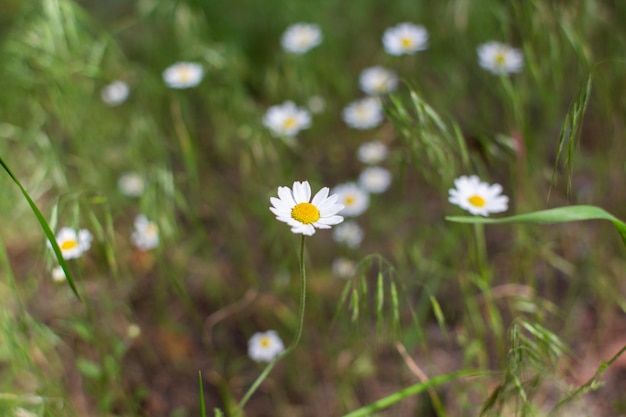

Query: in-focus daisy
[
  {"left": 342, "top": 97, "right": 384, "bottom": 130},
  {"left": 448, "top": 175, "right": 509, "bottom": 217},
  {"left": 118, "top": 172, "right": 145, "bottom": 197},
  {"left": 270, "top": 181, "right": 344, "bottom": 236},
  {"left": 359, "top": 66, "right": 398, "bottom": 96},
  {"left": 359, "top": 166, "right": 392, "bottom": 194},
  {"left": 332, "top": 182, "right": 370, "bottom": 217},
  {"left": 248, "top": 330, "right": 285, "bottom": 363},
  {"left": 281, "top": 23, "right": 323, "bottom": 54},
  {"left": 332, "top": 257, "right": 356, "bottom": 279},
  {"left": 357, "top": 141, "right": 388, "bottom": 165},
  {"left": 163, "top": 62, "right": 204, "bottom": 89},
  {"left": 48, "top": 227, "right": 93, "bottom": 260},
  {"left": 382, "top": 23, "right": 429, "bottom": 56},
  {"left": 101, "top": 80, "right": 129, "bottom": 106},
  {"left": 477, "top": 42, "right": 524, "bottom": 75},
  {"left": 131, "top": 215, "right": 159, "bottom": 251},
  {"left": 263, "top": 101, "right": 312, "bottom": 138},
  {"left": 332, "top": 221, "right": 364, "bottom": 249}
]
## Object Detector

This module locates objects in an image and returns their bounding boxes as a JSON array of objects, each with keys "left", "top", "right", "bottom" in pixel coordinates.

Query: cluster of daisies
[
  {"left": 262, "top": 22, "right": 523, "bottom": 141},
  {"left": 49, "top": 172, "right": 160, "bottom": 283}
]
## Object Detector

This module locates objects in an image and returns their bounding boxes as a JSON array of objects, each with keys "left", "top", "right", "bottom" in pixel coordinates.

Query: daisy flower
[
  {"left": 382, "top": 23, "right": 429, "bottom": 56},
  {"left": 342, "top": 97, "right": 384, "bottom": 130},
  {"left": 248, "top": 330, "right": 285, "bottom": 363},
  {"left": 100, "top": 80, "right": 129, "bottom": 106},
  {"left": 332, "top": 221, "right": 364, "bottom": 249},
  {"left": 51, "top": 265, "right": 66, "bottom": 283},
  {"left": 118, "top": 172, "right": 145, "bottom": 197},
  {"left": 359, "top": 66, "right": 398, "bottom": 96},
  {"left": 448, "top": 175, "right": 509, "bottom": 216},
  {"left": 359, "top": 166, "right": 391, "bottom": 194},
  {"left": 131, "top": 215, "right": 159, "bottom": 251},
  {"left": 281, "top": 23, "right": 323, "bottom": 54},
  {"left": 332, "top": 257, "right": 356, "bottom": 279},
  {"left": 332, "top": 182, "right": 370, "bottom": 217},
  {"left": 270, "top": 181, "right": 344, "bottom": 236},
  {"left": 263, "top": 101, "right": 312, "bottom": 137},
  {"left": 477, "top": 42, "right": 524, "bottom": 75},
  {"left": 48, "top": 227, "right": 93, "bottom": 260},
  {"left": 162, "top": 62, "right": 204, "bottom": 89},
  {"left": 357, "top": 141, "right": 388, "bottom": 164},
  {"left": 307, "top": 95, "right": 326, "bottom": 114}
]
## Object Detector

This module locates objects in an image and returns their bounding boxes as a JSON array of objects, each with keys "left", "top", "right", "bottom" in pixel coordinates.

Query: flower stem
[{"left": 232, "top": 235, "right": 307, "bottom": 416}]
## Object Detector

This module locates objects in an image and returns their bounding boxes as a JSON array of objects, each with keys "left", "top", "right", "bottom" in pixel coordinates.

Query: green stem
[{"left": 232, "top": 235, "right": 307, "bottom": 416}]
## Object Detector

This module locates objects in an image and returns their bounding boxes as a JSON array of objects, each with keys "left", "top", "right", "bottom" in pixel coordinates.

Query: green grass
[{"left": 1, "top": 0, "right": 626, "bottom": 416}]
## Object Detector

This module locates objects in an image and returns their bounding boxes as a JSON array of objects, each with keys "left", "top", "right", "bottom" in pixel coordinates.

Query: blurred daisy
[
  {"left": 51, "top": 265, "right": 66, "bottom": 283},
  {"left": 332, "top": 257, "right": 356, "bottom": 279},
  {"left": 448, "top": 175, "right": 509, "bottom": 216},
  {"left": 49, "top": 227, "right": 93, "bottom": 260},
  {"left": 248, "top": 330, "right": 285, "bottom": 363},
  {"left": 359, "top": 166, "right": 391, "bottom": 194},
  {"left": 332, "top": 182, "right": 370, "bottom": 217},
  {"left": 342, "top": 97, "right": 384, "bottom": 130},
  {"left": 100, "top": 80, "right": 129, "bottom": 106},
  {"left": 477, "top": 42, "right": 523, "bottom": 75},
  {"left": 281, "top": 23, "right": 322, "bottom": 54},
  {"left": 270, "top": 181, "right": 344, "bottom": 236},
  {"left": 307, "top": 95, "right": 326, "bottom": 114},
  {"left": 127, "top": 324, "right": 142, "bottom": 339},
  {"left": 382, "top": 23, "right": 428, "bottom": 56},
  {"left": 359, "top": 66, "right": 398, "bottom": 95},
  {"left": 332, "top": 221, "right": 364, "bottom": 249},
  {"left": 163, "top": 62, "right": 204, "bottom": 89},
  {"left": 357, "top": 141, "right": 388, "bottom": 165},
  {"left": 118, "top": 172, "right": 145, "bottom": 197},
  {"left": 263, "top": 101, "right": 312, "bottom": 137},
  {"left": 131, "top": 215, "right": 159, "bottom": 251}
]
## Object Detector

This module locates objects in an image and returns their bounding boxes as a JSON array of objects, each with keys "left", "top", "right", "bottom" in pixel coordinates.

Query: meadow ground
[{"left": 1, "top": 0, "right": 626, "bottom": 416}]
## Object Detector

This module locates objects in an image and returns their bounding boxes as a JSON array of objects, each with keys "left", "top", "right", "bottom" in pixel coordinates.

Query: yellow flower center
[
  {"left": 179, "top": 66, "right": 191, "bottom": 82},
  {"left": 468, "top": 195, "right": 486, "bottom": 207},
  {"left": 61, "top": 239, "right": 78, "bottom": 251},
  {"left": 495, "top": 53, "right": 505, "bottom": 65},
  {"left": 291, "top": 202, "right": 320, "bottom": 224},
  {"left": 260, "top": 337, "right": 270, "bottom": 348},
  {"left": 401, "top": 37, "right": 413, "bottom": 48},
  {"left": 345, "top": 196, "right": 355, "bottom": 206},
  {"left": 283, "top": 117, "right": 297, "bottom": 129}
]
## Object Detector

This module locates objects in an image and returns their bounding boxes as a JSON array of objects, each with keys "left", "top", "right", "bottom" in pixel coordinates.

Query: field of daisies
[{"left": 2, "top": 0, "right": 626, "bottom": 416}]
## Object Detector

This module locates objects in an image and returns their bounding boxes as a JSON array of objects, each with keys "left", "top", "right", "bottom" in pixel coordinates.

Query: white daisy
[
  {"left": 51, "top": 265, "right": 66, "bottom": 283},
  {"left": 477, "top": 42, "right": 524, "bottom": 75},
  {"left": 100, "top": 80, "right": 129, "bottom": 106},
  {"left": 359, "top": 66, "right": 398, "bottom": 95},
  {"left": 382, "top": 23, "right": 429, "bottom": 56},
  {"left": 263, "top": 101, "right": 312, "bottom": 137},
  {"left": 448, "top": 175, "right": 509, "bottom": 216},
  {"left": 359, "top": 166, "right": 391, "bottom": 194},
  {"left": 162, "top": 62, "right": 204, "bottom": 89},
  {"left": 281, "top": 23, "right": 323, "bottom": 54},
  {"left": 270, "top": 181, "right": 344, "bottom": 236},
  {"left": 248, "top": 330, "right": 285, "bottom": 363},
  {"left": 131, "top": 215, "right": 159, "bottom": 251},
  {"left": 357, "top": 141, "right": 388, "bottom": 165},
  {"left": 48, "top": 227, "right": 93, "bottom": 260},
  {"left": 332, "top": 257, "right": 356, "bottom": 279},
  {"left": 342, "top": 97, "right": 384, "bottom": 130},
  {"left": 307, "top": 95, "right": 326, "bottom": 114},
  {"left": 332, "top": 182, "right": 370, "bottom": 217},
  {"left": 118, "top": 172, "right": 145, "bottom": 197},
  {"left": 332, "top": 221, "right": 364, "bottom": 249}
]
